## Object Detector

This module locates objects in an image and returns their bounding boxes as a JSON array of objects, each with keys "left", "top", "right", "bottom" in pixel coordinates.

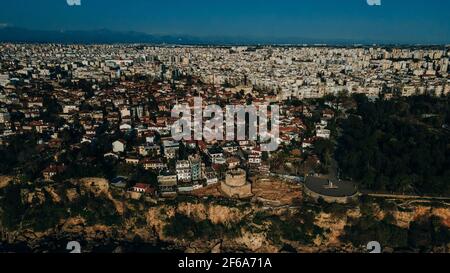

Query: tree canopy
[{"left": 336, "top": 94, "right": 450, "bottom": 195}]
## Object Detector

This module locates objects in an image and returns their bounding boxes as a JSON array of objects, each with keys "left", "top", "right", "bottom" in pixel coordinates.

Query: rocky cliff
[{"left": 0, "top": 177, "right": 449, "bottom": 253}]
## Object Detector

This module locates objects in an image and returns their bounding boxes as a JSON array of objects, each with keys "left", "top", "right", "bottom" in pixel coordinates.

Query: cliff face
[
  {"left": 0, "top": 176, "right": 13, "bottom": 189},
  {"left": 144, "top": 201, "right": 279, "bottom": 253},
  {"left": 393, "top": 206, "right": 449, "bottom": 228},
  {"left": 0, "top": 178, "right": 449, "bottom": 253}
]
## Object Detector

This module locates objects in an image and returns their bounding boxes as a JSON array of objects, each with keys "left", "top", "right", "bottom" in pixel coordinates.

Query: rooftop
[{"left": 305, "top": 176, "right": 357, "bottom": 198}]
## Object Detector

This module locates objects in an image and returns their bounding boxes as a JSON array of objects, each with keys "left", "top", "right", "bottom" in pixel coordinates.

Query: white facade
[
  {"left": 176, "top": 160, "right": 192, "bottom": 182},
  {"left": 112, "top": 140, "right": 125, "bottom": 153}
]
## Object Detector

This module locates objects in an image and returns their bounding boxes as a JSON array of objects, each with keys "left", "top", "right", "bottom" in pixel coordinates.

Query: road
[{"left": 365, "top": 192, "right": 450, "bottom": 201}]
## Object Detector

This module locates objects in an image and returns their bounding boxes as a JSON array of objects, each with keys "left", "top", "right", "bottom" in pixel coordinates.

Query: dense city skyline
[
  {"left": 0, "top": 0, "right": 450, "bottom": 44},
  {"left": 1, "top": 43, "right": 449, "bottom": 254}
]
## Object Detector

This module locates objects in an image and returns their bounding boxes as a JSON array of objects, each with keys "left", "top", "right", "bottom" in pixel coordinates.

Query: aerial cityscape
[{"left": 0, "top": 0, "right": 449, "bottom": 262}]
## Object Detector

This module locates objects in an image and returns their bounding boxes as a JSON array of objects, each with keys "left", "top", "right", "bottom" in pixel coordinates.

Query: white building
[
  {"left": 0, "top": 74, "right": 9, "bottom": 87},
  {"left": 176, "top": 160, "right": 192, "bottom": 182},
  {"left": 112, "top": 140, "right": 126, "bottom": 153}
]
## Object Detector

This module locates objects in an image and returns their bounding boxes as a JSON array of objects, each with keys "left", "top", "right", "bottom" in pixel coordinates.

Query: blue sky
[{"left": 0, "top": 0, "right": 449, "bottom": 43}]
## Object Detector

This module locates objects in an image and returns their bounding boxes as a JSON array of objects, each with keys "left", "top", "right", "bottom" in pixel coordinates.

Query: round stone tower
[{"left": 220, "top": 168, "right": 252, "bottom": 199}]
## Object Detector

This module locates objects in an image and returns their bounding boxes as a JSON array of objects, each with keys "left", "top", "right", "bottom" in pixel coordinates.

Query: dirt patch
[
  {"left": 190, "top": 179, "right": 302, "bottom": 207},
  {"left": 190, "top": 184, "right": 222, "bottom": 197},
  {"left": 252, "top": 178, "right": 302, "bottom": 206}
]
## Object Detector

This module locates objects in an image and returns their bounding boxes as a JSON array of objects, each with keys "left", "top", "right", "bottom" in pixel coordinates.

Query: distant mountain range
[
  {"left": 0, "top": 26, "right": 447, "bottom": 46},
  {"left": 0, "top": 27, "right": 201, "bottom": 44}
]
